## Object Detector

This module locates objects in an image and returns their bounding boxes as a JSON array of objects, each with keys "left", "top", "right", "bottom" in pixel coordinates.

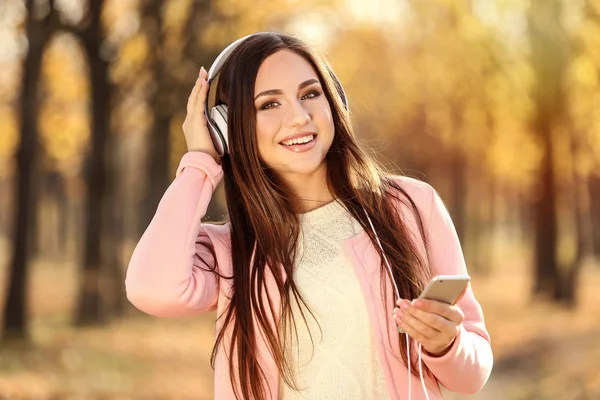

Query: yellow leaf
[{"left": 569, "top": 55, "right": 598, "bottom": 89}]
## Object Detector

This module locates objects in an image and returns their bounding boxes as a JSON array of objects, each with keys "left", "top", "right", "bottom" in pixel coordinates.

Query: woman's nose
[{"left": 285, "top": 101, "right": 311, "bottom": 128}]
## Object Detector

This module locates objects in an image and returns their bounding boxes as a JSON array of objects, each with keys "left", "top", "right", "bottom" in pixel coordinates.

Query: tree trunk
[
  {"left": 103, "top": 135, "right": 126, "bottom": 318},
  {"left": 554, "top": 129, "right": 588, "bottom": 306},
  {"left": 27, "top": 147, "right": 45, "bottom": 259},
  {"left": 2, "top": 0, "right": 47, "bottom": 342},
  {"left": 0, "top": 178, "right": 11, "bottom": 237},
  {"left": 74, "top": 0, "right": 110, "bottom": 326},
  {"left": 139, "top": 0, "right": 171, "bottom": 234},
  {"left": 40, "top": 170, "right": 67, "bottom": 259},
  {"left": 142, "top": 115, "right": 171, "bottom": 229},
  {"left": 139, "top": 0, "right": 226, "bottom": 231},
  {"left": 590, "top": 174, "right": 600, "bottom": 258},
  {"left": 450, "top": 155, "right": 467, "bottom": 248},
  {"left": 470, "top": 172, "right": 494, "bottom": 276},
  {"left": 56, "top": 174, "right": 69, "bottom": 258},
  {"left": 577, "top": 1, "right": 600, "bottom": 261},
  {"left": 529, "top": 0, "right": 568, "bottom": 300},
  {"left": 531, "top": 128, "right": 559, "bottom": 297}
]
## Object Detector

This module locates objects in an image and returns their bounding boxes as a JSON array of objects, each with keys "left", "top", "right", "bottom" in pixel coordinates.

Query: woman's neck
[{"left": 281, "top": 164, "right": 334, "bottom": 213}]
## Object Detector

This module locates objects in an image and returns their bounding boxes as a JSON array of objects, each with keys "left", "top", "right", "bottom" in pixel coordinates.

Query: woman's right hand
[{"left": 182, "top": 66, "right": 220, "bottom": 163}]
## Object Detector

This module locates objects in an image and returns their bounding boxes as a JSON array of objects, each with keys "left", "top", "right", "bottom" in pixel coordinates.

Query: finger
[
  {"left": 396, "top": 298, "right": 411, "bottom": 308},
  {"left": 396, "top": 308, "right": 440, "bottom": 340},
  {"left": 196, "top": 70, "right": 210, "bottom": 109},
  {"left": 450, "top": 305, "right": 465, "bottom": 325},
  {"left": 192, "top": 80, "right": 210, "bottom": 127},
  {"left": 412, "top": 299, "right": 465, "bottom": 324},
  {"left": 405, "top": 305, "right": 456, "bottom": 333},
  {"left": 187, "top": 67, "right": 207, "bottom": 114},
  {"left": 187, "top": 77, "right": 204, "bottom": 115},
  {"left": 395, "top": 313, "right": 435, "bottom": 346}
]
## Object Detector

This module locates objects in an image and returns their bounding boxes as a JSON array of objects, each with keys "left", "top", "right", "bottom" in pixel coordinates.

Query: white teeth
[{"left": 282, "top": 135, "right": 315, "bottom": 146}]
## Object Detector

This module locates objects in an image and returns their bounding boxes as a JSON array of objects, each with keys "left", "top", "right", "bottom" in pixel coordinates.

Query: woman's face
[{"left": 253, "top": 49, "right": 335, "bottom": 179}]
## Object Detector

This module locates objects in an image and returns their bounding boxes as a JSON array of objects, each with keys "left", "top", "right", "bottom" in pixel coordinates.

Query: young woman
[{"left": 126, "top": 32, "right": 493, "bottom": 400}]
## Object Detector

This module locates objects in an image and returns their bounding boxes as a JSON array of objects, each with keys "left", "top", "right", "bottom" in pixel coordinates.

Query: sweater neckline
[{"left": 299, "top": 200, "right": 346, "bottom": 227}]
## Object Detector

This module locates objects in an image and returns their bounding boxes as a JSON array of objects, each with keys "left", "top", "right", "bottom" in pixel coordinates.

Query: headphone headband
[{"left": 204, "top": 32, "right": 348, "bottom": 156}]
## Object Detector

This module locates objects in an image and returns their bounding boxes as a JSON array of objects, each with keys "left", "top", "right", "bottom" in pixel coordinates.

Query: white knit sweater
[{"left": 279, "top": 200, "right": 389, "bottom": 399}]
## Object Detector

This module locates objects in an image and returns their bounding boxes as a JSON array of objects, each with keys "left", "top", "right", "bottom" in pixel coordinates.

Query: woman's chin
[{"left": 275, "top": 158, "right": 327, "bottom": 178}]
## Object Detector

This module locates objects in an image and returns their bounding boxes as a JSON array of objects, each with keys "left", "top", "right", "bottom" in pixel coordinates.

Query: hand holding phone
[{"left": 394, "top": 275, "right": 470, "bottom": 356}]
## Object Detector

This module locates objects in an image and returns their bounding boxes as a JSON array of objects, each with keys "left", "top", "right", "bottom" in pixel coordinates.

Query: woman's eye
[
  {"left": 258, "top": 91, "right": 320, "bottom": 110},
  {"left": 260, "top": 101, "right": 279, "bottom": 110},
  {"left": 301, "top": 90, "right": 321, "bottom": 100}
]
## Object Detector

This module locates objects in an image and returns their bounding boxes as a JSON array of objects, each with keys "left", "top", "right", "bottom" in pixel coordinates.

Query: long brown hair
[{"left": 206, "top": 32, "right": 432, "bottom": 399}]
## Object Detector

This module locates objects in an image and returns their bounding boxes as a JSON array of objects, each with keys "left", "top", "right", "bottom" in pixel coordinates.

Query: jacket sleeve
[
  {"left": 125, "top": 151, "right": 225, "bottom": 318},
  {"left": 418, "top": 182, "right": 494, "bottom": 394}
]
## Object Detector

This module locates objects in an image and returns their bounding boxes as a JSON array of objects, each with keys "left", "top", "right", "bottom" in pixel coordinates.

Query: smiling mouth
[{"left": 280, "top": 134, "right": 317, "bottom": 146}]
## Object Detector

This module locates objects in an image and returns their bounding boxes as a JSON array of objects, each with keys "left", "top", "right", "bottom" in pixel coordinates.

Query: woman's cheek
[
  {"left": 259, "top": 116, "right": 281, "bottom": 142},
  {"left": 310, "top": 101, "right": 332, "bottom": 124}
]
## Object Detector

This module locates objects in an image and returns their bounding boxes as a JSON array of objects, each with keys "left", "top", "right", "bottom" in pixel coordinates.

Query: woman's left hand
[{"left": 393, "top": 297, "right": 465, "bottom": 356}]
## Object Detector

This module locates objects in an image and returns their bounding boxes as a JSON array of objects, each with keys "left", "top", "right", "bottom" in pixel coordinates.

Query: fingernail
[
  {"left": 400, "top": 300, "right": 410, "bottom": 310},
  {"left": 412, "top": 300, "right": 422, "bottom": 308}
]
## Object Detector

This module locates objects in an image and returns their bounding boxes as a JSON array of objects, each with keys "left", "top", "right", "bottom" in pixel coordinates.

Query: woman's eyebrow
[
  {"left": 298, "top": 78, "right": 319, "bottom": 90},
  {"left": 254, "top": 78, "right": 320, "bottom": 100}
]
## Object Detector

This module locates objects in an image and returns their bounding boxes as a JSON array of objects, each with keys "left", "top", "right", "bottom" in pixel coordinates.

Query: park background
[{"left": 1, "top": 0, "right": 600, "bottom": 399}]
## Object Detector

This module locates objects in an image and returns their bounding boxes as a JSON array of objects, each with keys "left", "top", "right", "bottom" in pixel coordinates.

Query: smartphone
[{"left": 418, "top": 275, "right": 471, "bottom": 305}]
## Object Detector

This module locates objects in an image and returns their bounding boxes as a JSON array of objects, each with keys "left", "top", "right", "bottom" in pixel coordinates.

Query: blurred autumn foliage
[{"left": 0, "top": 0, "right": 600, "bottom": 399}]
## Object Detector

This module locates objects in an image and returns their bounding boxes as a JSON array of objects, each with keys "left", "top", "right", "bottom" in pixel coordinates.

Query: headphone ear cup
[{"left": 209, "top": 104, "right": 229, "bottom": 155}]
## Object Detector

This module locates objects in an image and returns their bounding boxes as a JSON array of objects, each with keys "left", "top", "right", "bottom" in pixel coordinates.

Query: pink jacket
[{"left": 125, "top": 151, "right": 493, "bottom": 399}]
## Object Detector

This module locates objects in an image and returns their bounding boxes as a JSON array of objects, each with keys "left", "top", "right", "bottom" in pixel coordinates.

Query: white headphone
[{"left": 204, "top": 32, "right": 349, "bottom": 157}]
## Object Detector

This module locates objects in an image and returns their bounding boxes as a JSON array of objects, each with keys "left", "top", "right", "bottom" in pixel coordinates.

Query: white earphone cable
[
  {"left": 362, "top": 207, "right": 430, "bottom": 400},
  {"left": 418, "top": 343, "right": 429, "bottom": 399},
  {"left": 406, "top": 333, "right": 411, "bottom": 399},
  {"left": 362, "top": 208, "right": 401, "bottom": 301}
]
